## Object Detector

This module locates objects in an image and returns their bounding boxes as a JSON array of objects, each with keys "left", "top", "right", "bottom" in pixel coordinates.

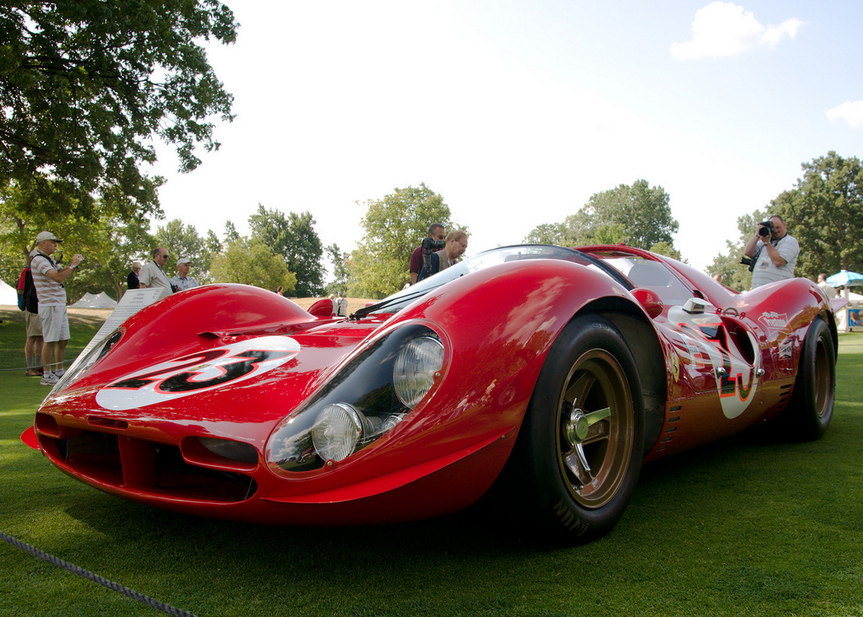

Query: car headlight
[
  {"left": 266, "top": 324, "right": 445, "bottom": 474},
  {"left": 393, "top": 336, "right": 444, "bottom": 408}
]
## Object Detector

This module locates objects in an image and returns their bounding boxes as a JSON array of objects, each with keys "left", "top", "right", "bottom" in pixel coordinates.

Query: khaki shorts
[
  {"left": 25, "top": 311, "right": 43, "bottom": 338},
  {"left": 39, "top": 305, "right": 70, "bottom": 343}
]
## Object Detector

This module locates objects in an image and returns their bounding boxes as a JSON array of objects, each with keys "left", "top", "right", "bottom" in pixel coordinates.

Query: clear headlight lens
[
  {"left": 311, "top": 403, "right": 363, "bottom": 462},
  {"left": 394, "top": 336, "right": 444, "bottom": 408},
  {"left": 266, "top": 324, "right": 445, "bottom": 474}
]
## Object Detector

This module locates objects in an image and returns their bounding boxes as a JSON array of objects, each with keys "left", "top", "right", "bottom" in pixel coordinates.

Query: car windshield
[
  {"left": 352, "top": 245, "right": 625, "bottom": 318},
  {"left": 583, "top": 251, "right": 695, "bottom": 307}
]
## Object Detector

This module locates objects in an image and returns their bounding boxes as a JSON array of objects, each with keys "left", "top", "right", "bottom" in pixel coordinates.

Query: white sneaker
[
  {"left": 55, "top": 368, "right": 65, "bottom": 377},
  {"left": 40, "top": 372, "right": 59, "bottom": 386}
]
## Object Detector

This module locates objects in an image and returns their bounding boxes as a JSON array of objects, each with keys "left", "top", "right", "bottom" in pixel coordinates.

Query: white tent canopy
[
  {"left": 0, "top": 279, "right": 20, "bottom": 305},
  {"left": 70, "top": 292, "right": 117, "bottom": 309}
]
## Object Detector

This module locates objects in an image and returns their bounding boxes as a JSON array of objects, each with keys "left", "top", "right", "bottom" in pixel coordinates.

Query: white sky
[{"left": 149, "top": 1, "right": 863, "bottom": 274}]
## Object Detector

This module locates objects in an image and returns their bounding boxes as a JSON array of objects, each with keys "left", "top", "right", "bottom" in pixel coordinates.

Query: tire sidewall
[
  {"left": 521, "top": 314, "right": 645, "bottom": 541},
  {"left": 792, "top": 318, "right": 836, "bottom": 440}
]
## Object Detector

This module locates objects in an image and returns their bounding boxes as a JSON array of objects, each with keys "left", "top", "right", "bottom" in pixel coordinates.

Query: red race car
[{"left": 25, "top": 245, "right": 837, "bottom": 543}]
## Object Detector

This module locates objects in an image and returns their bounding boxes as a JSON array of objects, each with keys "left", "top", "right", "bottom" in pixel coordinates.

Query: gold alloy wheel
[{"left": 556, "top": 348, "right": 635, "bottom": 509}]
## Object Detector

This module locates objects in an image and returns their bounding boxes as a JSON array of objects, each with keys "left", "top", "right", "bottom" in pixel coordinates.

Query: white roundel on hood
[{"left": 95, "top": 336, "right": 300, "bottom": 411}]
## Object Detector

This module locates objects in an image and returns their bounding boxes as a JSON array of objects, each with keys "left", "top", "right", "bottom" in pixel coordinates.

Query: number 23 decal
[{"left": 95, "top": 336, "right": 300, "bottom": 411}]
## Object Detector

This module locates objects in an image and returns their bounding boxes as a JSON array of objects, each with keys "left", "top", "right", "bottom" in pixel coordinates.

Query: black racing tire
[
  {"left": 508, "top": 314, "right": 644, "bottom": 544},
  {"left": 784, "top": 317, "right": 835, "bottom": 441}
]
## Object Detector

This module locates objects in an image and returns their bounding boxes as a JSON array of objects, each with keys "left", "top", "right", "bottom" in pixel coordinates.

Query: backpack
[{"left": 22, "top": 268, "right": 38, "bottom": 314}]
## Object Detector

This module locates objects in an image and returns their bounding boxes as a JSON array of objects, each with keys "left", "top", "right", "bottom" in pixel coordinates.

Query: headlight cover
[
  {"left": 52, "top": 329, "right": 124, "bottom": 392},
  {"left": 266, "top": 324, "right": 445, "bottom": 474}
]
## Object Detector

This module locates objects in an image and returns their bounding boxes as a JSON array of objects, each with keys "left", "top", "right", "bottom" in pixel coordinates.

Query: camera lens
[{"left": 758, "top": 227, "right": 770, "bottom": 237}]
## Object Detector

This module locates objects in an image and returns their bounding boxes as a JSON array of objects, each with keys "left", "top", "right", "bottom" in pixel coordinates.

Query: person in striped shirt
[{"left": 30, "top": 231, "right": 84, "bottom": 386}]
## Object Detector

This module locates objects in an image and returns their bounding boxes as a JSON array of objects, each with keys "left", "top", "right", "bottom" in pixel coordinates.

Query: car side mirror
[
  {"left": 308, "top": 298, "right": 335, "bottom": 318},
  {"left": 631, "top": 287, "right": 663, "bottom": 319}
]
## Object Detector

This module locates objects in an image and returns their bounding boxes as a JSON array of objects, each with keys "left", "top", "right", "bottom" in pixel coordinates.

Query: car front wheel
[{"left": 511, "top": 314, "right": 644, "bottom": 544}]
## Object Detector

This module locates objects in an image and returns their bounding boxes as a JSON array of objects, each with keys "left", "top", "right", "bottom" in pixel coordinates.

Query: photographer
[
  {"left": 417, "top": 229, "right": 468, "bottom": 282},
  {"left": 743, "top": 215, "right": 799, "bottom": 289},
  {"left": 30, "top": 231, "right": 84, "bottom": 386},
  {"left": 409, "top": 223, "right": 446, "bottom": 285}
]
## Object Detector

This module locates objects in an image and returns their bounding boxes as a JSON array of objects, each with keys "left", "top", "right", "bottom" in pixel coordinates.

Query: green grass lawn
[{"left": 1, "top": 307, "right": 861, "bottom": 617}]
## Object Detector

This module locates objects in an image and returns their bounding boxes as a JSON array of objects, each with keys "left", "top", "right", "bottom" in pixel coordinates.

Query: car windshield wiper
[{"left": 350, "top": 289, "right": 430, "bottom": 320}]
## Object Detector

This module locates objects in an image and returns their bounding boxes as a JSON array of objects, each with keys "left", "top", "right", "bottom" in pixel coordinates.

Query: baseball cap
[
  {"left": 36, "top": 231, "right": 62, "bottom": 243},
  {"left": 177, "top": 258, "right": 191, "bottom": 265}
]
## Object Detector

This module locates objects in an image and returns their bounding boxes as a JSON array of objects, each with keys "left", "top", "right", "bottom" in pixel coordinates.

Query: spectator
[
  {"left": 170, "top": 258, "right": 199, "bottom": 292},
  {"left": 417, "top": 229, "right": 468, "bottom": 282},
  {"left": 16, "top": 250, "right": 43, "bottom": 376},
  {"left": 336, "top": 291, "right": 348, "bottom": 317},
  {"left": 817, "top": 273, "right": 836, "bottom": 299},
  {"left": 29, "top": 231, "right": 84, "bottom": 385},
  {"left": 127, "top": 261, "right": 142, "bottom": 289},
  {"left": 410, "top": 223, "right": 445, "bottom": 285},
  {"left": 743, "top": 215, "right": 799, "bottom": 289},
  {"left": 138, "top": 247, "right": 173, "bottom": 299}
]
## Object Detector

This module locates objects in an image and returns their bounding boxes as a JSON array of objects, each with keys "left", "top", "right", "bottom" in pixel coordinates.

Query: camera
[
  {"left": 758, "top": 220, "right": 774, "bottom": 237},
  {"left": 419, "top": 237, "right": 446, "bottom": 281},
  {"left": 421, "top": 237, "right": 445, "bottom": 252},
  {"left": 740, "top": 256, "right": 756, "bottom": 272}
]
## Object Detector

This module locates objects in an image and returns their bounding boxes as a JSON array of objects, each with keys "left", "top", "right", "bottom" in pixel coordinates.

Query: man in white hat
[
  {"left": 30, "top": 231, "right": 84, "bottom": 386},
  {"left": 169, "top": 257, "right": 199, "bottom": 292}
]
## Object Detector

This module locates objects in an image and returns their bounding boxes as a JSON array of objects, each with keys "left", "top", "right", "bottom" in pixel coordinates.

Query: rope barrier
[
  {"left": 0, "top": 361, "right": 68, "bottom": 373},
  {"left": 0, "top": 530, "right": 198, "bottom": 617}
]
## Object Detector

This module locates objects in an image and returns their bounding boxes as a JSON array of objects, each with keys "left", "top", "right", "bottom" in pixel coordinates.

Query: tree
[
  {"left": 223, "top": 221, "right": 240, "bottom": 244},
  {"left": 1, "top": 1, "right": 238, "bottom": 221},
  {"left": 769, "top": 152, "right": 863, "bottom": 280},
  {"left": 209, "top": 237, "right": 296, "bottom": 293},
  {"left": 248, "top": 206, "right": 325, "bottom": 296},
  {"left": 349, "top": 183, "right": 457, "bottom": 298},
  {"left": 648, "top": 241, "right": 683, "bottom": 261},
  {"left": 0, "top": 182, "right": 155, "bottom": 298},
  {"left": 64, "top": 216, "right": 154, "bottom": 301},
  {"left": 324, "top": 243, "right": 350, "bottom": 295},
  {"left": 524, "top": 222, "right": 566, "bottom": 245},
  {"left": 525, "top": 180, "right": 679, "bottom": 251}
]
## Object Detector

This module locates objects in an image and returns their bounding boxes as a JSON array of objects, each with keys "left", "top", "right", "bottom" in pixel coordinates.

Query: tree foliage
[
  {"left": 524, "top": 180, "right": 679, "bottom": 252},
  {"left": 0, "top": 0, "right": 238, "bottom": 221},
  {"left": 324, "top": 243, "right": 350, "bottom": 295},
  {"left": 248, "top": 206, "right": 325, "bottom": 296},
  {"left": 708, "top": 152, "right": 863, "bottom": 289},
  {"left": 769, "top": 151, "right": 863, "bottom": 280},
  {"left": 209, "top": 237, "right": 296, "bottom": 293},
  {"left": 0, "top": 182, "right": 155, "bottom": 298},
  {"left": 349, "top": 183, "right": 456, "bottom": 299},
  {"left": 64, "top": 216, "right": 154, "bottom": 301}
]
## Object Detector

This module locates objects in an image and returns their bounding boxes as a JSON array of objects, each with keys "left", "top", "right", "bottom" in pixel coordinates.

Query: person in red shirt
[{"left": 409, "top": 224, "right": 445, "bottom": 285}]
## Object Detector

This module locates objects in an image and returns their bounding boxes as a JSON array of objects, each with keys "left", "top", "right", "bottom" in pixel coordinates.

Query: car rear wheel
[
  {"left": 785, "top": 317, "right": 835, "bottom": 441},
  {"left": 510, "top": 314, "right": 644, "bottom": 544}
]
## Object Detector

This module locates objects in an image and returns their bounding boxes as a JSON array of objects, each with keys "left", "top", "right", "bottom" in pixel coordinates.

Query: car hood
[{"left": 38, "top": 285, "right": 385, "bottom": 444}]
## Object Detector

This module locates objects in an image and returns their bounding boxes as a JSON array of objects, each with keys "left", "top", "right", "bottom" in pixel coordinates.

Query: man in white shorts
[{"left": 30, "top": 231, "right": 84, "bottom": 386}]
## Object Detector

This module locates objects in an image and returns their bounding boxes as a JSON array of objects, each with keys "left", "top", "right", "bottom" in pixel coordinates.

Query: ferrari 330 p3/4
[{"left": 27, "top": 244, "right": 837, "bottom": 543}]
